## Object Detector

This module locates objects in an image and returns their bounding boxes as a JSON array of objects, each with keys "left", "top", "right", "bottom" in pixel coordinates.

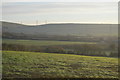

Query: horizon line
[{"left": 1, "top": 20, "right": 118, "bottom": 26}]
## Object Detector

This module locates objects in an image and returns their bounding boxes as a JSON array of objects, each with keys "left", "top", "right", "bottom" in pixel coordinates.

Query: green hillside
[{"left": 3, "top": 51, "right": 118, "bottom": 78}]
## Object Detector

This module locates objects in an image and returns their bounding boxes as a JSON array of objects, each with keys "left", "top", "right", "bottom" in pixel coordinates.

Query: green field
[
  {"left": 3, "top": 51, "right": 118, "bottom": 78},
  {"left": 2, "top": 39, "right": 96, "bottom": 46}
]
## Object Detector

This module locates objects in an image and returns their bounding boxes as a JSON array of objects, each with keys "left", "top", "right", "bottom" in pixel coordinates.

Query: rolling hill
[{"left": 2, "top": 21, "right": 118, "bottom": 36}]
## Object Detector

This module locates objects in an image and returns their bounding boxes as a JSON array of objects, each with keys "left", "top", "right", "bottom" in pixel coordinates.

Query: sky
[
  {"left": 2, "top": 0, "right": 120, "bottom": 2},
  {"left": 2, "top": 2, "right": 118, "bottom": 25}
]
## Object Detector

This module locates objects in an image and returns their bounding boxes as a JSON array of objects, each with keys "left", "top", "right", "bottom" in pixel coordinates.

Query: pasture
[
  {"left": 2, "top": 39, "right": 96, "bottom": 46},
  {"left": 3, "top": 51, "right": 118, "bottom": 78}
]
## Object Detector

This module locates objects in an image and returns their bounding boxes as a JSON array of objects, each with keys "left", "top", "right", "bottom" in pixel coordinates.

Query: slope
[
  {"left": 2, "top": 21, "right": 118, "bottom": 36},
  {"left": 3, "top": 51, "right": 118, "bottom": 78}
]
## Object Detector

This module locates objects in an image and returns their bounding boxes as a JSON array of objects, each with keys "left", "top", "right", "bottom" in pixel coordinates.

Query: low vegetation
[
  {"left": 2, "top": 39, "right": 118, "bottom": 57},
  {"left": 3, "top": 51, "right": 118, "bottom": 78},
  {"left": 2, "top": 39, "right": 96, "bottom": 46}
]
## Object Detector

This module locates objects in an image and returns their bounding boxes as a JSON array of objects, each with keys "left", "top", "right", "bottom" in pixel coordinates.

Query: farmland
[
  {"left": 2, "top": 3, "right": 119, "bottom": 79},
  {"left": 2, "top": 39, "right": 96, "bottom": 46},
  {"left": 3, "top": 51, "right": 118, "bottom": 78}
]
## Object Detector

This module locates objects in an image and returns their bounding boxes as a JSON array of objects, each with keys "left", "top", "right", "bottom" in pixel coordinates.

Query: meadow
[
  {"left": 3, "top": 51, "right": 118, "bottom": 78},
  {"left": 2, "top": 39, "right": 96, "bottom": 46},
  {"left": 3, "top": 38, "right": 118, "bottom": 57}
]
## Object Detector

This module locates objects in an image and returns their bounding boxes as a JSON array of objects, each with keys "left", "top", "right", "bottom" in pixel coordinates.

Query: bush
[{"left": 44, "top": 46, "right": 64, "bottom": 53}]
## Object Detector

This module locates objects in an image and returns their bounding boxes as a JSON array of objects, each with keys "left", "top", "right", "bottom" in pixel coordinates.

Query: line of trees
[
  {"left": 2, "top": 43, "right": 118, "bottom": 57},
  {"left": 3, "top": 32, "right": 118, "bottom": 42}
]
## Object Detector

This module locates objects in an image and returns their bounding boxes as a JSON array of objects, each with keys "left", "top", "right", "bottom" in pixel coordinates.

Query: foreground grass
[
  {"left": 3, "top": 39, "right": 96, "bottom": 46},
  {"left": 3, "top": 51, "right": 118, "bottom": 78}
]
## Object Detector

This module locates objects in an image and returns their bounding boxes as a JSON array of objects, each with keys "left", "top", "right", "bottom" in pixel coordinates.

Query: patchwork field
[
  {"left": 2, "top": 39, "right": 96, "bottom": 46},
  {"left": 3, "top": 51, "right": 118, "bottom": 78}
]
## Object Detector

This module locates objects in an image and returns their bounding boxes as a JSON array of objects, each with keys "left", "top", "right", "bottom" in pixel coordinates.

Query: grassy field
[
  {"left": 2, "top": 39, "right": 96, "bottom": 46},
  {"left": 3, "top": 51, "right": 118, "bottom": 78}
]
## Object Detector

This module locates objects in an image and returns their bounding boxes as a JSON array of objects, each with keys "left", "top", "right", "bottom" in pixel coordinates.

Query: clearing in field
[{"left": 2, "top": 51, "right": 118, "bottom": 78}]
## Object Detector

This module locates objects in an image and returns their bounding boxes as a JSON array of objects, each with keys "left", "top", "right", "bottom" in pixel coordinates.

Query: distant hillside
[{"left": 2, "top": 21, "right": 118, "bottom": 36}]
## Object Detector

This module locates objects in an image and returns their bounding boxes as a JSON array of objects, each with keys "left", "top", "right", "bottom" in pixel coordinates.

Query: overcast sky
[
  {"left": 2, "top": 2, "right": 118, "bottom": 25},
  {"left": 2, "top": 0, "right": 119, "bottom": 2}
]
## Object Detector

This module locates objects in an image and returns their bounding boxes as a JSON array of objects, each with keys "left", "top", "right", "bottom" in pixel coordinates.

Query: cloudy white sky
[
  {"left": 2, "top": 2, "right": 118, "bottom": 25},
  {"left": 2, "top": 0, "right": 119, "bottom": 2}
]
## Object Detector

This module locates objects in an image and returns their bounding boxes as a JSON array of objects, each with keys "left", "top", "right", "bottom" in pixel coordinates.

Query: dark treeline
[
  {"left": 3, "top": 32, "right": 118, "bottom": 42},
  {"left": 2, "top": 43, "right": 118, "bottom": 57}
]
